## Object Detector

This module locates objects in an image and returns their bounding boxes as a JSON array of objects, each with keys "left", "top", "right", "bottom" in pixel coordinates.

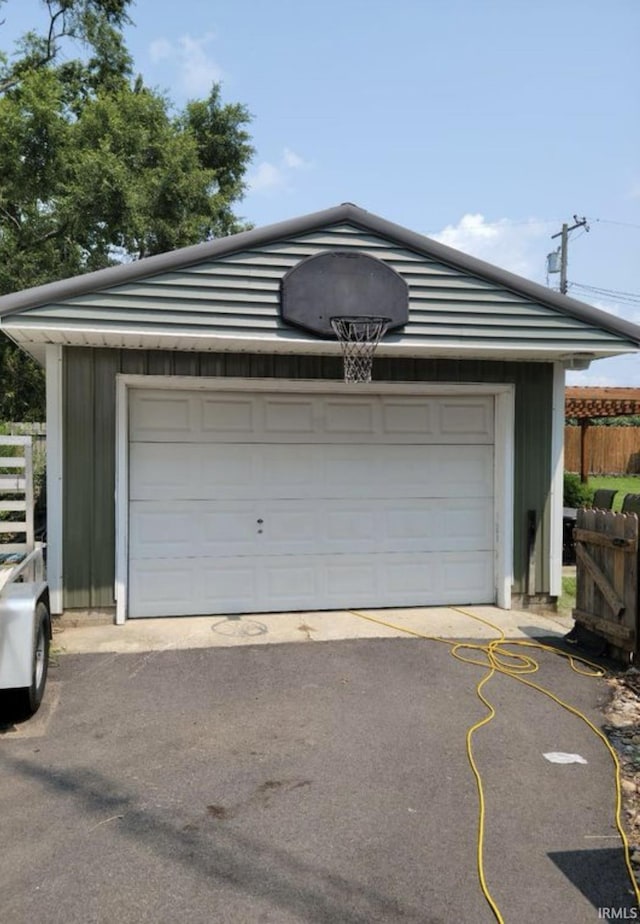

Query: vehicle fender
[{"left": 0, "top": 582, "right": 50, "bottom": 690}]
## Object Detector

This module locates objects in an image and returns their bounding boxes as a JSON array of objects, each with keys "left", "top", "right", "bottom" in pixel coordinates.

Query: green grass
[
  {"left": 559, "top": 575, "right": 576, "bottom": 614},
  {"left": 585, "top": 474, "right": 640, "bottom": 511}
]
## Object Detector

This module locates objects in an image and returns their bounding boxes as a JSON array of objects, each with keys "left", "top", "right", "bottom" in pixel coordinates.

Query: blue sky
[{"left": 3, "top": 0, "right": 640, "bottom": 385}]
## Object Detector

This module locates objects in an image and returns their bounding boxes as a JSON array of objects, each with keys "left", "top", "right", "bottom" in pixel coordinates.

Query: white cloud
[
  {"left": 247, "top": 147, "right": 311, "bottom": 195},
  {"left": 148, "top": 33, "right": 222, "bottom": 96},
  {"left": 283, "top": 147, "right": 309, "bottom": 169},
  {"left": 248, "top": 162, "right": 286, "bottom": 193},
  {"left": 179, "top": 34, "right": 223, "bottom": 95},
  {"left": 431, "top": 213, "right": 551, "bottom": 281},
  {"left": 149, "top": 38, "right": 172, "bottom": 62}
]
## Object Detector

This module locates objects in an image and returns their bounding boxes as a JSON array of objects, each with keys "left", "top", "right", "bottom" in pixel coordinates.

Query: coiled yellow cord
[{"left": 347, "top": 606, "right": 640, "bottom": 921}]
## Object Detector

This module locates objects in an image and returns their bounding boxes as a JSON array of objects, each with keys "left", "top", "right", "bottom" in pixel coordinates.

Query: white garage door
[{"left": 127, "top": 390, "right": 495, "bottom": 617}]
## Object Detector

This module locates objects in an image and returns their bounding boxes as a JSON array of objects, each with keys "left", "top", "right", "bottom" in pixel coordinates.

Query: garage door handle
[{"left": 257, "top": 518, "right": 263, "bottom": 524}]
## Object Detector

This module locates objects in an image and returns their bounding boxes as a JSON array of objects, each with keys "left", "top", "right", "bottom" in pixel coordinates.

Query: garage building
[{"left": 1, "top": 203, "right": 639, "bottom": 622}]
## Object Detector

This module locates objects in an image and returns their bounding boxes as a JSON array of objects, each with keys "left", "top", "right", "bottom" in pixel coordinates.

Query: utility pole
[{"left": 550, "top": 215, "right": 589, "bottom": 294}]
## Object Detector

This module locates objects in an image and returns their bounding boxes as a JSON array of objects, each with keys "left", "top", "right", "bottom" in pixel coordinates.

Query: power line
[
  {"left": 588, "top": 217, "right": 640, "bottom": 231},
  {"left": 571, "top": 282, "right": 640, "bottom": 300},
  {"left": 569, "top": 281, "right": 640, "bottom": 305},
  {"left": 570, "top": 289, "right": 640, "bottom": 306}
]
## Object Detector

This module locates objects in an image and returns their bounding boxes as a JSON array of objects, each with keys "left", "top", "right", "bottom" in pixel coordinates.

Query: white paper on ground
[{"left": 543, "top": 752, "right": 588, "bottom": 764}]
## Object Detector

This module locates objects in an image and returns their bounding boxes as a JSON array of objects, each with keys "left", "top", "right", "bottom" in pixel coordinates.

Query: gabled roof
[{"left": 1, "top": 203, "right": 639, "bottom": 363}]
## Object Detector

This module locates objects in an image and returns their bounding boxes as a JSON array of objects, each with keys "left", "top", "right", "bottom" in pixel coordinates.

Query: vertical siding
[
  {"left": 62, "top": 347, "right": 554, "bottom": 608},
  {"left": 63, "top": 348, "right": 95, "bottom": 607},
  {"left": 513, "top": 365, "right": 553, "bottom": 594},
  {"left": 91, "top": 350, "right": 119, "bottom": 606}
]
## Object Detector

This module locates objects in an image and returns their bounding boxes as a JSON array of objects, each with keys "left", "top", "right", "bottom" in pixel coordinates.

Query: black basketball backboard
[{"left": 280, "top": 250, "right": 408, "bottom": 338}]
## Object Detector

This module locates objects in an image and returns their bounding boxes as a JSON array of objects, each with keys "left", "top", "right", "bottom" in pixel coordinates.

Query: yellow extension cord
[{"left": 347, "top": 606, "right": 640, "bottom": 922}]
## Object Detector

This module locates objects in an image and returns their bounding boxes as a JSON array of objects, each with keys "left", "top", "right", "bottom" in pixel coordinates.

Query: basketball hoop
[{"left": 330, "top": 316, "right": 391, "bottom": 384}]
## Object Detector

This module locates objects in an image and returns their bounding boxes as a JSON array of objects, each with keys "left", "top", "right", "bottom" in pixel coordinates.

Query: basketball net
[{"left": 330, "top": 316, "right": 391, "bottom": 384}]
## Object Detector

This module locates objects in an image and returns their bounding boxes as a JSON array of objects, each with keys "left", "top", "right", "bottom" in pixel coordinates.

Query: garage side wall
[{"left": 62, "top": 347, "right": 553, "bottom": 610}]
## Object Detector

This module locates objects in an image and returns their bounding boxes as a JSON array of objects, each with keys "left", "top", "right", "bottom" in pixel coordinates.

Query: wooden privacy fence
[
  {"left": 565, "top": 426, "right": 640, "bottom": 475},
  {"left": 573, "top": 508, "right": 639, "bottom": 653}
]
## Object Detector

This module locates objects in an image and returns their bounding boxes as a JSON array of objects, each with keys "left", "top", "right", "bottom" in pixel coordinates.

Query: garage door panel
[
  {"left": 325, "top": 508, "right": 376, "bottom": 542},
  {"left": 129, "top": 562, "right": 198, "bottom": 610},
  {"left": 264, "top": 562, "right": 319, "bottom": 603},
  {"left": 384, "top": 498, "right": 492, "bottom": 546},
  {"left": 260, "top": 445, "right": 323, "bottom": 490},
  {"left": 130, "top": 559, "right": 258, "bottom": 617},
  {"left": 432, "top": 448, "right": 493, "bottom": 494},
  {"left": 130, "top": 391, "right": 495, "bottom": 445},
  {"left": 200, "top": 563, "right": 258, "bottom": 602},
  {"left": 252, "top": 508, "right": 320, "bottom": 551},
  {"left": 130, "top": 496, "right": 493, "bottom": 560},
  {"left": 329, "top": 446, "right": 492, "bottom": 498},
  {"left": 434, "top": 503, "right": 493, "bottom": 545},
  {"left": 324, "top": 400, "right": 377, "bottom": 434},
  {"left": 130, "top": 443, "right": 256, "bottom": 498},
  {"left": 131, "top": 443, "right": 494, "bottom": 501},
  {"left": 131, "top": 501, "right": 257, "bottom": 557},
  {"left": 302, "top": 445, "right": 493, "bottom": 497},
  {"left": 383, "top": 554, "right": 494, "bottom": 601},
  {"left": 130, "top": 394, "right": 194, "bottom": 439},
  {"left": 128, "top": 390, "right": 497, "bottom": 617},
  {"left": 130, "top": 443, "right": 200, "bottom": 495},
  {"left": 381, "top": 401, "right": 432, "bottom": 435},
  {"left": 323, "top": 560, "right": 378, "bottom": 598},
  {"left": 130, "top": 507, "right": 196, "bottom": 557},
  {"left": 439, "top": 399, "right": 493, "bottom": 437},
  {"left": 129, "top": 551, "right": 494, "bottom": 617},
  {"left": 263, "top": 398, "right": 316, "bottom": 435},
  {"left": 440, "top": 555, "right": 495, "bottom": 598},
  {"left": 202, "top": 396, "right": 256, "bottom": 434}
]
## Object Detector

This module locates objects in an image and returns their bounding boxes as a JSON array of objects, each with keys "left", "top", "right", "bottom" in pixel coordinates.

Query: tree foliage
[
  {"left": 566, "top": 416, "right": 640, "bottom": 427},
  {"left": 563, "top": 472, "right": 594, "bottom": 508},
  {"left": 0, "top": 0, "right": 254, "bottom": 419}
]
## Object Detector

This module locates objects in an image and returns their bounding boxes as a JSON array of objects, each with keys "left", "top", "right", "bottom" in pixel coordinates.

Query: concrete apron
[{"left": 54, "top": 605, "right": 574, "bottom": 655}]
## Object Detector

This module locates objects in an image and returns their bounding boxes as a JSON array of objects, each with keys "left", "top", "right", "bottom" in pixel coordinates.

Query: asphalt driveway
[{"left": 1, "top": 637, "right": 637, "bottom": 923}]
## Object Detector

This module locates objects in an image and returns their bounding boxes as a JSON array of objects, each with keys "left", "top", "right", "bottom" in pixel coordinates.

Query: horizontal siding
[
  {"left": 63, "top": 347, "right": 554, "bottom": 610},
  {"left": 24, "top": 304, "right": 597, "bottom": 328},
  {"left": 23, "top": 224, "right": 630, "bottom": 351}
]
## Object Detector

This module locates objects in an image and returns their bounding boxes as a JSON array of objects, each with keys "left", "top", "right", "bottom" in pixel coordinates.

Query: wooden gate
[{"left": 573, "top": 508, "right": 639, "bottom": 652}]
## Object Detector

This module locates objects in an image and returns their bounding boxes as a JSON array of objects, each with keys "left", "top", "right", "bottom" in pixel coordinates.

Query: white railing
[{"left": 0, "top": 435, "right": 36, "bottom": 590}]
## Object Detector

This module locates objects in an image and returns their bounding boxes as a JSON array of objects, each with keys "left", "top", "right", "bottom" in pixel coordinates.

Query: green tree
[{"left": 0, "top": 0, "right": 254, "bottom": 419}]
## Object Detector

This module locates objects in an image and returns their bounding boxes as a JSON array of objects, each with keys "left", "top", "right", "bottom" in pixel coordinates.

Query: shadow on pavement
[
  {"left": 2, "top": 752, "right": 436, "bottom": 924},
  {"left": 548, "top": 848, "right": 638, "bottom": 913}
]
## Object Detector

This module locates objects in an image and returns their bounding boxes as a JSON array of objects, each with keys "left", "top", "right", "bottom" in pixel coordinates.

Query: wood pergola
[{"left": 565, "top": 387, "right": 640, "bottom": 481}]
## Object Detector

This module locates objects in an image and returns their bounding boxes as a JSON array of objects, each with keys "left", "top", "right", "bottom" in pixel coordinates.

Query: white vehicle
[{"left": 0, "top": 436, "right": 50, "bottom": 716}]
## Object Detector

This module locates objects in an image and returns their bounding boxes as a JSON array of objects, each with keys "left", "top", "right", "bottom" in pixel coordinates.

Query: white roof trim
[{"left": 4, "top": 322, "right": 637, "bottom": 364}]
